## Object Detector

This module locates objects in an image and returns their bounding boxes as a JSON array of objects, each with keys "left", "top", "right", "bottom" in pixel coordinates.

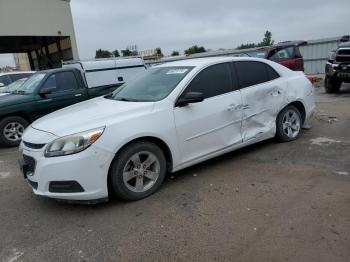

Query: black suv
[{"left": 325, "top": 35, "right": 350, "bottom": 93}]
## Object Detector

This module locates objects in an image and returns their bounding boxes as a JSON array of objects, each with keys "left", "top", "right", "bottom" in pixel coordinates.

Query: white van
[{"left": 63, "top": 57, "right": 146, "bottom": 90}]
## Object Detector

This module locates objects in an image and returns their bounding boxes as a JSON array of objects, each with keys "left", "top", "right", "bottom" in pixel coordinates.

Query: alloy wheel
[
  {"left": 282, "top": 109, "right": 301, "bottom": 139},
  {"left": 3, "top": 122, "right": 24, "bottom": 142},
  {"left": 122, "top": 151, "right": 160, "bottom": 193}
]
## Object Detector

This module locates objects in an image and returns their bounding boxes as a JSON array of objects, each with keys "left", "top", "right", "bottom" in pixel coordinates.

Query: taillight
[{"left": 306, "top": 76, "right": 315, "bottom": 84}]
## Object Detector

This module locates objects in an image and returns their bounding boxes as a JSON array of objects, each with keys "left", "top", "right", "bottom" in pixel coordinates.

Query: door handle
[
  {"left": 242, "top": 104, "right": 250, "bottom": 110},
  {"left": 74, "top": 94, "right": 82, "bottom": 97},
  {"left": 227, "top": 104, "right": 235, "bottom": 111},
  {"left": 227, "top": 104, "right": 242, "bottom": 111}
]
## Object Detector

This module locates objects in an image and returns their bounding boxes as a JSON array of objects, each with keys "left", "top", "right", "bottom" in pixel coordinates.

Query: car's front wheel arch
[{"left": 107, "top": 136, "right": 173, "bottom": 200}]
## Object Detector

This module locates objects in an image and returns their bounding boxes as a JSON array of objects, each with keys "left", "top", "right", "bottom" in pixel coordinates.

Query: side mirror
[
  {"left": 0, "top": 83, "right": 5, "bottom": 87},
  {"left": 176, "top": 92, "right": 204, "bottom": 107},
  {"left": 39, "top": 87, "right": 55, "bottom": 96}
]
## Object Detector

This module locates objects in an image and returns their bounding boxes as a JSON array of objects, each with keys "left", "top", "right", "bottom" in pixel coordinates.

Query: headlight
[
  {"left": 328, "top": 51, "right": 336, "bottom": 61},
  {"left": 45, "top": 127, "right": 105, "bottom": 157}
]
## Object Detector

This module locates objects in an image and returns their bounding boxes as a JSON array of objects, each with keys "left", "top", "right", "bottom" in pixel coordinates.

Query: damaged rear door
[{"left": 234, "top": 61, "right": 285, "bottom": 141}]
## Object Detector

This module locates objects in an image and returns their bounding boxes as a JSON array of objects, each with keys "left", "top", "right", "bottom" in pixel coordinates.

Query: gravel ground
[{"left": 0, "top": 83, "right": 349, "bottom": 262}]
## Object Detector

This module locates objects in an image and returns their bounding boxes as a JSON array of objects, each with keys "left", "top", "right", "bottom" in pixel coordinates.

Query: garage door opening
[{"left": 0, "top": 36, "right": 74, "bottom": 71}]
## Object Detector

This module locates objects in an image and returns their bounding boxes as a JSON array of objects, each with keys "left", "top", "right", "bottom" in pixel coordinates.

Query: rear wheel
[
  {"left": 276, "top": 106, "right": 302, "bottom": 142},
  {"left": 109, "top": 141, "right": 167, "bottom": 201},
  {"left": 324, "top": 76, "right": 342, "bottom": 93},
  {"left": 0, "top": 116, "right": 28, "bottom": 147}
]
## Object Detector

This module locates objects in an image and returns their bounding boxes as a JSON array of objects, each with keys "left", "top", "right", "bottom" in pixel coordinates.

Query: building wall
[
  {"left": 299, "top": 37, "right": 341, "bottom": 75},
  {"left": 13, "top": 53, "right": 31, "bottom": 71},
  {"left": 0, "top": 0, "right": 79, "bottom": 60}
]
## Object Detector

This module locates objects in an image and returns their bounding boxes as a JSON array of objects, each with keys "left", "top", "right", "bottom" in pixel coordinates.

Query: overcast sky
[
  {"left": 1, "top": 0, "right": 349, "bottom": 66},
  {"left": 71, "top": 0, "right": 350, "bottom": 59}
]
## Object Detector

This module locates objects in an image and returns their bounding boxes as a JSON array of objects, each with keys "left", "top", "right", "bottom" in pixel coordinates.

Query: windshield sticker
[{"left": 166, "top": 69, "right": 188, "bottom": 75}]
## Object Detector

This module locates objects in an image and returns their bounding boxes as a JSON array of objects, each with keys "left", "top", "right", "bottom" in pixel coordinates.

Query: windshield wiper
[
  {"left": 115, "top": 97, "right": 142, "bottom": 102},
  {"left": 105, "top": 94, "right": 144, "bottom": 102},
  {"left": 11, "top": 90, "right": 27, "bottom": 94},
  {"left": 117, "top": 97, "right": 132, "bottom": 101}
]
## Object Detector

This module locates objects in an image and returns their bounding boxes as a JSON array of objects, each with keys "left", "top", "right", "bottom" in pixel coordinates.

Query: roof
[
  {"left": 0, "top": 71, "right": 35, "bottom": 76},
  {"left": 339, "top": 42, "right": 350, "bottom": 48},
  {"left": 38, "top": 67, "right": 82, "bottom": 74},
  {"left": 274, "top": 40, "right": 308, "bottom": 47},
  {"left": 63, "top": 57, "right": 145, "bottom": 71},
  {"left": 155, "top": 56, "right": 268, "bottom": 68}
]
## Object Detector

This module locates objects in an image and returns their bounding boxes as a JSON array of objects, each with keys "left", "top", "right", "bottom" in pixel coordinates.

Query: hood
[
  {"left": 0, "top": 94, "right": 34, "bottom": 108},
  {"left": 31, "top": 97, "right": 155, "bottom": 137},
  {"left": 339, "top": 41, "right": 350, "bottom": 48}
]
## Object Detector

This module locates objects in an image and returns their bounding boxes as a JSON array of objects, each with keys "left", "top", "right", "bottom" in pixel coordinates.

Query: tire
[
  {"left": 275, "top": 105, "right": 302, "bottom": 142},
  {"left": 324, "top": 76, "right": 342, "bottom": 93},
  {"left": 0, "top": 116, "right": 29, "bottom": 147},
  {"left": 109, "top": 141, "right": 167, "bottom": 201}
]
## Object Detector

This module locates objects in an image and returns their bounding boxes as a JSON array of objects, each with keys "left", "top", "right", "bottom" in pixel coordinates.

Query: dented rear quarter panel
[{"left": 284, "top": 72, "right": 316, "bottom": 119}]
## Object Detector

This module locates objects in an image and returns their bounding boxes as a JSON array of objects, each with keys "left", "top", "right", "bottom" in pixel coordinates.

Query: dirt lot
[{"left": 0, "top": 83, "right": 349, "bottom": 262}]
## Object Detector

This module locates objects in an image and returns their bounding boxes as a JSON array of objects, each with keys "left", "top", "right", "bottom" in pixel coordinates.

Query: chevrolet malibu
[{"left": 19, "top": 57, "right": 315, "bottom": 202}]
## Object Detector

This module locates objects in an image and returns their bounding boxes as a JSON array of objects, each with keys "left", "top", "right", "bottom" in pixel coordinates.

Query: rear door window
[
  {"left": 266, "top": 65, "right": 280, "bottom": 80},
  {"left": 234, "top": 61, "right": 279, "bottom": 89}
]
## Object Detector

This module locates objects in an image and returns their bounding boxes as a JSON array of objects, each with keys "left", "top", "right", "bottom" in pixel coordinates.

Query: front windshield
[
  {"left": 109, "top": 66, "right": 193, "bottom": 102},
  {"left": 3, "top": 78, "right": 27, "bottom": 93},
  {"left": 11, "top": 73, "right": 46, "bottom": 94}
]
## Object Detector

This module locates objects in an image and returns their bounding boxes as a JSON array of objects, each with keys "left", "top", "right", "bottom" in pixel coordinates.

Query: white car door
[
  {"left": 174, "top": 62, "right": 243, "bottom": 164},
  {"left": 234, "top": 61, "right": 285, "bottom": 142}
]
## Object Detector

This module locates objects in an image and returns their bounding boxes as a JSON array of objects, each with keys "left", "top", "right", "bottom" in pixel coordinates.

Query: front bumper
[
  {"left": 325, "top": 62, "right": 350, "bottom": 79},
  {"left": 19, "top": 143, "right": 115, "bottom": 201}
]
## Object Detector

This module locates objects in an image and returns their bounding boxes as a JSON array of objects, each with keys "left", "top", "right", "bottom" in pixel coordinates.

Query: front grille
[
  {"left": 336, "top": 49, "right": 350, "bottom": 63},
  {"left": 23, "top": 141, "right": 46, "bottom": 149},
  {"left": 23, "top": 154, "right": 36, "bottom": 174}
]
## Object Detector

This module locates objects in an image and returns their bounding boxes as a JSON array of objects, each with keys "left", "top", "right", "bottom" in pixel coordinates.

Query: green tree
[
  {"left": 171, "top": 51, "right": 180, "bottom": 56},
  {"left": 237, "top": 30, "right": 275, "bottom": 49},
  {"left": 112, "top": 50, "right": 120, "bottom": 57},
  {"left": 121, "top": 49, "right": 138, "bottom": 56},
  {"left": 258, "top": 30, "right": 274, "bottom": 47},
  {"left": 237, "top": 43, "right": 256, "bottom": 50},
  {"left": 184, "top": 45, "right": 206, "bottom": 56},
  {"left": 95, "top": 49, "right": 112, "bottom": 58},
  {"left": 155, "top": 47, "right": 164, "bottom": 57},
  {"left": 121, "top": 49, "right": 133, "bottom": 56}
]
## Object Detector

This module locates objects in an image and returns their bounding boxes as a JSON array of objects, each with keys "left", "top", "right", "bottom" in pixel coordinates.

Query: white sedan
[{"left": 20, "top": 57, "right": 315, "bottom": 202}]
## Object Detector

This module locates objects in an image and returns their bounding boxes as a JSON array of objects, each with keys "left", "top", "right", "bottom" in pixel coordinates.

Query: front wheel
[
  {"left": 324, "top": 76, "right": 342, "bottom": 93},
  {"left": 276, "top": 106, "right": 302, "bottom": 142},
  {"left": 109, "top": 141, "right": 167, "bottom": 201},
  {"left": 0, "top": 116, "right": 29, "bottom": 147}
]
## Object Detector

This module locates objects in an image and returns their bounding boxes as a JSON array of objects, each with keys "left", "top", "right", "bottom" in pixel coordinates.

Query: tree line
[{"left": 95, "top": 31, "right": 274, "bottom": 58}]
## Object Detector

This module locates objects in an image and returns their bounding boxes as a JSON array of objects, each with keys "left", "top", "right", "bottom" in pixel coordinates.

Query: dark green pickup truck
[{"left": 0, "top": 68, "right": 122, "bottom": 147}]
